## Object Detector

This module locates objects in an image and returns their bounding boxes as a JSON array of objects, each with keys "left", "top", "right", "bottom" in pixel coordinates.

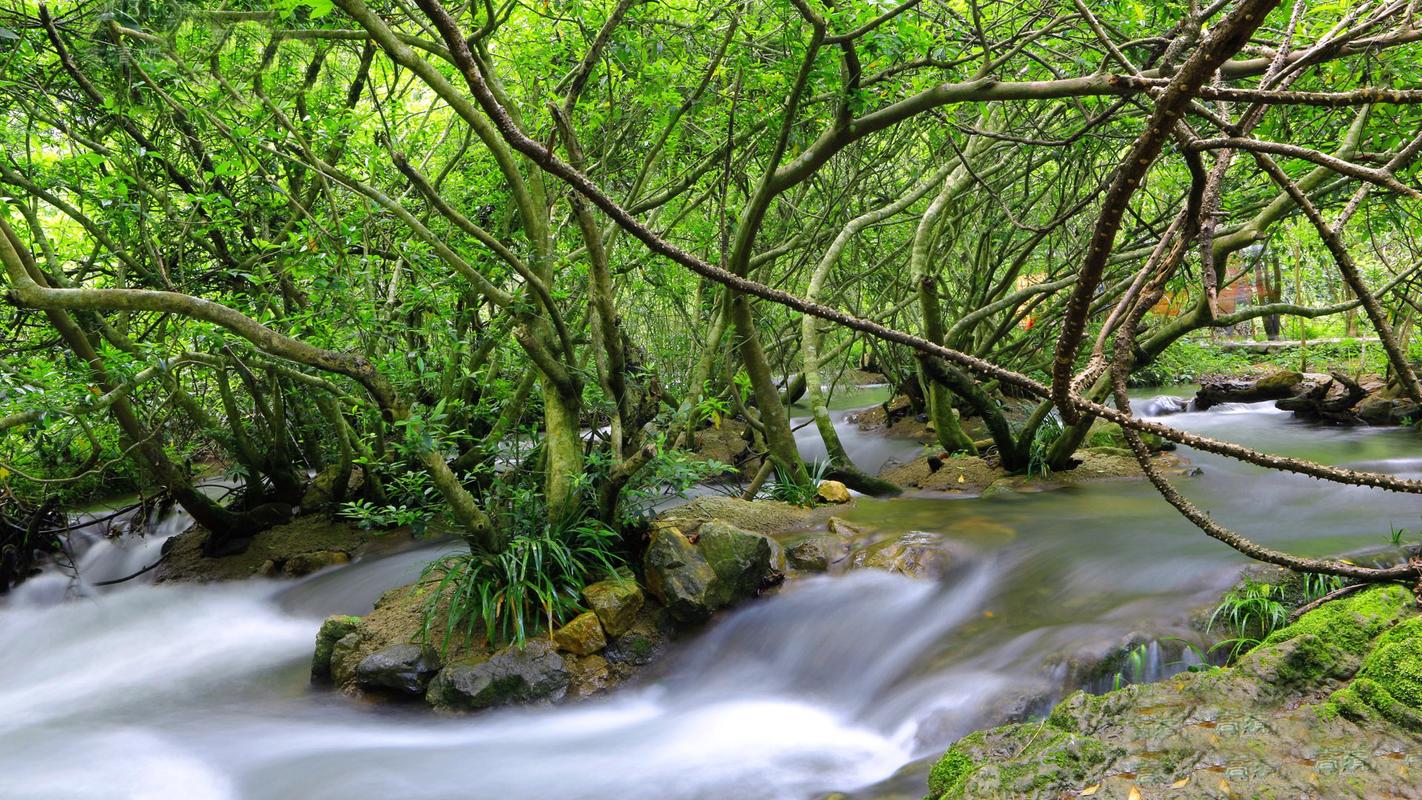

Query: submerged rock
[
  {"left": 426, "top": 639, "right": 569, "bottom": 712},
  {"left": 853, "top": 531, "right": 951, "bottom": 579},
  {"left": 356, "top": 643, "right": 440, "bottom": 697},
  {"left": 311, "top": 615, "right": 361, "bottom": 681},
  {"left": 582, "top": 578, "right": 644, "bottom": 637},
  {"left": 786, "top": 538, "right": 831, "bottom": 572}
]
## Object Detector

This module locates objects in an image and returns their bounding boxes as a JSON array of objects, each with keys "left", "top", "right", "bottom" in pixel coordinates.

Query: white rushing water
[{"left": 3, "top": 394, "right": 1421, "bottom": 799}]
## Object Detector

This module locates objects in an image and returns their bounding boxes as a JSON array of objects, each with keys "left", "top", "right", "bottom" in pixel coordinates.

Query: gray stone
[
  {"left": 426, "top": 639, "right": 569, "bottom": 712},
  {"left": 356, "top": 643, "right": 440, "bottom": 696}
]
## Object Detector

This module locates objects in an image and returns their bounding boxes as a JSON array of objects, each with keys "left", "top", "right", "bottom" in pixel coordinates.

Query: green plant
[
  {"left": 1024, "top": 414, "right": 1064, "bottom": 479},
  {"left": 339, "top": 463, "right": 441, "bottom": 534},
  {"left": 604, "top": 441, "right": 733, "bottom": 526},
  {"left": 1207, "top": 574, "right": 1346, "bottom": 662},
  {"left": 765, "top": 459, "right": 831, "bottom": 506},
  {"left": 419, "top": 507, "right": 622, "bottom": 652}
]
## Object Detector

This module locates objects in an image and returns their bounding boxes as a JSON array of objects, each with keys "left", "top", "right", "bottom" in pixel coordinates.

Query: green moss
[
  {"left": 311, "top": 614, "right": 362, "bottom": 680},
  {"left": 1332, "top": 617, "right": 1422, "bottom": 731},
  {"left": 1241, "top": 585, "right": 1413, "bottom": 692},
  {"left": 927, "top": 746, "right": 977, "bottom": 799},
  {"left": 1260, "top": 585, "right": 1411, "bottom": 653}
]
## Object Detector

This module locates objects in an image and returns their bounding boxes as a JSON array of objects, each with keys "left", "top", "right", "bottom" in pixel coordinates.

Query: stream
[{"left": 2, "top": 391, "right": 1420, "bottom": 799}]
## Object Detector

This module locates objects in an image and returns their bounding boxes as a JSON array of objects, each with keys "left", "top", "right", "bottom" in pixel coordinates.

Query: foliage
[
  {"left": 764, "top": 459, "right": 831, "bottom": 507},
  {"left": 340, "top": 461, "right": 443, "bottom": 535},
  {"left": 1024, "top": 414, "right": 1064, "bottom": 479},
  {"left": 596, "top": 441, "right": 734, "bottom": 527},
  {"left": 419, "top": 497, "right": 622, "bottom": 652},
  {"left": 1207, "top": 573, "right": 1346, "bottom": 663}
]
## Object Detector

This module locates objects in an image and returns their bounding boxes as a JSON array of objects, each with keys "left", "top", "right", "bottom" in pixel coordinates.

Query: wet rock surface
[
  {"left": 926, "top": 586, "right": 1422, "bottom": 799},
  {"left": 426, "top": 639, "right": 569, "bottom": 712},
  {"left": 355, "top": 643, "right": 440, "bottom": 696}
]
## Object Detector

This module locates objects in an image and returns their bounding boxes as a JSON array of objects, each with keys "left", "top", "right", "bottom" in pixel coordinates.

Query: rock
[
  {"left": 697, "top": 520, "right": 774, "bottom": 608},
  {"left": 926, "top": 586, "right": 1422, "bottom": 799},
  {"left": 283, "top": 549, "right": 351, "bottom": 576},
  {"left": 552, "top": 611, "right": 607, "bottom": 656},
  {"left": 565, "top": 654, "right": 614, "bottom": 700},
  {"left": 300, "top": 463, "right": 348, "bottom": 509},
  {"left": 1357, "top": 395, "right": 1422, "bottom": 426},
  {"left": 643, "top": 526, "right": 719, "bottom": 623},
  {"left": 816, "top": 479, "right": 852, "bottom": 504},
  {"left": 426, "top": 639, "right": 569, "bottom": 712},
  {"left": 582, "top": 578, "right": 644, "bottom": 637},
  {"left": 826, "top": 516, "right": 862, "bottom": 538},
  {"left": 1332, "top": 616, "right": 1422, "bottom": 730},
  {"left": 786, "top": 538, "right": 830, "bottom": 572},
  {"left": 854, "top": 531, "right": 951, "bottom": 579},
  {"left": 356, "top": 643, "right": 440, "bottom": 696},
  {"left": 1195, "top": 369, "right": 1302, "bottom": 410},
  {"left": 311, "top": 614, "right": 361, "bottom": 681},
  {"left": 329, "top": 632, "right": 361, "bottom": 687},
  {"left": 604, "top": 606, "right": 670, "bottom": 666}
]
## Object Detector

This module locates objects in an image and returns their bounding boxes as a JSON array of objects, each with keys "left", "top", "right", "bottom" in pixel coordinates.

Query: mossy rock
[
  {"left": 311, "top": 614, "right": 361, "bottom": 681},
  {"left": 928, "top": 723, "right": 1114, "bottom": 799},
  {"left": 1331, "top": 615, "right": 1422, "bottom": 731}
]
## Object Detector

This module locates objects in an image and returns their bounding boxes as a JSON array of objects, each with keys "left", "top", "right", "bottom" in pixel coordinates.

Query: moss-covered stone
[
  {"left": 926, "top": 586, "right": 1422, "bottom": 799},
  {"left": 698, "top": 520, "right": 774, "bottom": 607},
  {"left": 927, "top": 746, "right": 977, "bottom": 798},
  {"left": 581, "top": 577, "right": 644, "bottom": 637},
  {"left": 1332, "top": 616, "right": 1422, "bottom": 731},
  {"left": 552, "top": 610, "right": 607, "bottom": 656},
  {"left": 311, "top": 614, "right": 361, "bottom": 681}
]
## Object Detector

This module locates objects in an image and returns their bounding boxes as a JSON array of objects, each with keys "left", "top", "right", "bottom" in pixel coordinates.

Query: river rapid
[{"left": 3, "top": 392, "right": 1420, "bottom": 800}]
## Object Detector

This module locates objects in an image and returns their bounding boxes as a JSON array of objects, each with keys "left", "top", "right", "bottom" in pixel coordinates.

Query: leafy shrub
[
  {"left": 765, "top": 459, "right": 830, "bottom": 506},
  {"left": 1207, "top": 573, "right": 1344, "bottom": 662},
  {"left": 419, "top": 506, "right": 622, "bottom": 651}
]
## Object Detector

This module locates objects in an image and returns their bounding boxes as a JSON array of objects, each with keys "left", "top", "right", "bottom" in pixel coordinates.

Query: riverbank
[{"left": 925, "top": 583, "right": 1422, "bottom": 799}]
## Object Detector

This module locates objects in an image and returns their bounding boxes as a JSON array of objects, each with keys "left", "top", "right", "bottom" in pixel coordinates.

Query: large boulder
[
  {"left": 697, "top": 520, "right": 774, "bottom": 608},
  {"left": 552, "top": 611, "right": 607, "bottom": 656},
  {"left": 643, "top": 526, "right": 719, "bottom": 623},
  {"left": 356, "top": 643, "right": 440, "bottom": 697},
  {"left": 311, "top": 615, "right": 361, "bottom": 681},
  {"left": 426, "top": 639, "right": 569, "bottom": 712},
  {"left": 582, "top": 578, "right": 644, "bottom": 637}
]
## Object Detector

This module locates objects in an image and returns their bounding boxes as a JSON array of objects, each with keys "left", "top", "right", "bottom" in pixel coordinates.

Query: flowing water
[{"left": 2, "top": 393, "right": 1420, "bottom": 799}]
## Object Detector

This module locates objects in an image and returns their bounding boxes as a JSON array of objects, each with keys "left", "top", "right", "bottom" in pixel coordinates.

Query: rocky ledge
[{"left": 926, "top": 584, "right": 1422, "bottom": 799}]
